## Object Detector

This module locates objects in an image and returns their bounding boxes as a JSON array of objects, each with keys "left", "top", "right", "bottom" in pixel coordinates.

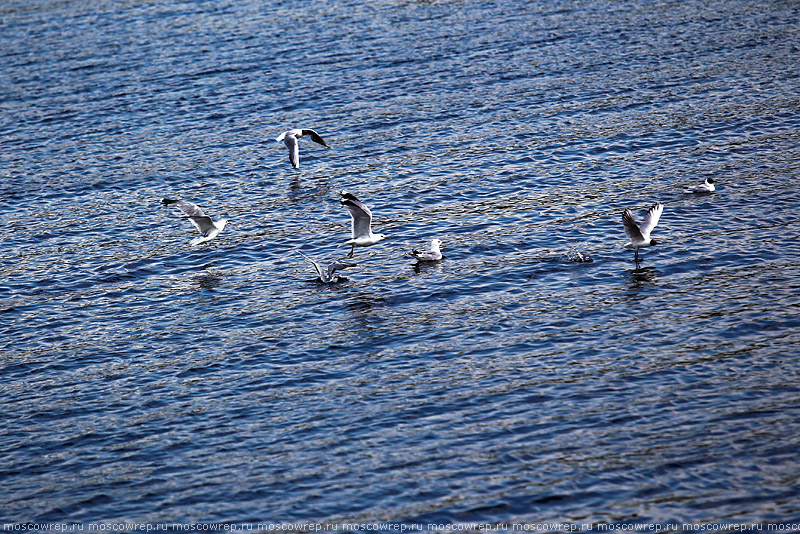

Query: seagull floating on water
[
  {"left": 409, "top": 239, "right": 443, "bottom": 262},
  {"left": 622, "top": 202, "right": 663, "bottom": 262},
  {"left": 296, "top": 251, "right": 356, "bottom": 284},
  {"left": 275, "top": 128, "right": 330, "bottom": 169},
  {"left": 684, "top": 177, "right": 715, "bottom": 194},
  {"left": 162, "top": 198, "right": 229, "bottom": 246},
  {"left": 341, "top": 191, "right": 387, "bottom": 258}
]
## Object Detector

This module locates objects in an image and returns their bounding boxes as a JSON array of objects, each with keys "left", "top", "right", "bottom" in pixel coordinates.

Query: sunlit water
[{"left": 3, "top": 0, "right": 800, "bottom": 527}]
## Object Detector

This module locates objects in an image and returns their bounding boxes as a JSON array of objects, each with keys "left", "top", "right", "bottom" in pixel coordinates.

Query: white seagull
[
  {"left": 341, "top": 191, "right": 387, "bottom": 258},
  {"left": 684, "top": 177, "right": 715, "bottom": 194},
  {"left": 162, "top": 198, "right": 230, "bottom": 246},
  {"left": 275, "top": 128, "right": 330, "bottom": 169},
  {"left": 409, "top": 239, "right": 443, "bottom": 262},
  {"left": 296, "top": 251, "right": 356, "bottom": 284},
  {"left": 622, "top": 202, "right": 663, "bottom": 261}
]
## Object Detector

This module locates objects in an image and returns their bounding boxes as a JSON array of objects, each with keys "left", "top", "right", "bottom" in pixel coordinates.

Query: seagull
[
  {"left": 162, "top": 198, "right": 229, "bottom": 246},
  {"left": 275, "top": 128, "right": 330, "bottom": 169},
  {"left": 684, "top": 177, "right": 715, "bottom": 193},
  {"left": 341, "top": 191, "right": 387, "bottom": 258},
  {"left": 622, "top": 202, "right": 663, "bottom": 261},
  {"left": 296, "top": 251, "right": 356, "bottom": 284},
  {"left": 409, "top": 239, "right": 443, "bottom": 262}
]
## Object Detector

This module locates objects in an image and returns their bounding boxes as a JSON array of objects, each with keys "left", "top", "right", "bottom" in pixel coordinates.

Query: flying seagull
[
  {"left": 684, "top": 177, "right": 715, "bottom": 194},
  {"left": 340, "top": 191, "right": 387, "bottom": 258},
  {"left": 296, "top": 251, "right": 357, "bottom": 284},
  {"left": 275, "top": 128, "right": 330, "bottom": 169},
  {"left": 409, "top": 239, "right": 443, "bottom": 262},
  {"left": 162, "top": 198, "right": 229, "bottom": 246},
  {"left": 622, "top": 202, "right": 663, "bottom": 261}
]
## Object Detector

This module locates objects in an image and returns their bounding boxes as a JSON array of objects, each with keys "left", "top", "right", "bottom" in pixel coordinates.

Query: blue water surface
[{"left": 2, "top": 0, "right": 800, "bottom": 527}]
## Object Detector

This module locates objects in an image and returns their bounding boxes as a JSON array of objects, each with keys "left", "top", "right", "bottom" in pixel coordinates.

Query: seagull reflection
[{"left": 627, "top": 265, "right": 658, "bottom": 287}]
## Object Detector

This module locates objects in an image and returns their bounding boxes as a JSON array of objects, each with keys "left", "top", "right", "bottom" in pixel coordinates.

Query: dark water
[{"left": 3, "top": 0, "right": 800, "bottom": 527}]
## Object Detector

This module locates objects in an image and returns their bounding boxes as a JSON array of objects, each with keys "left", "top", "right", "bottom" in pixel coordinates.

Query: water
[{"left": 2, "top": 0, "right": 800, "bottom": 527}]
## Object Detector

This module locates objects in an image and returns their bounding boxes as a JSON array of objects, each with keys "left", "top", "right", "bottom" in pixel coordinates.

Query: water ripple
[{"left": 2, "top": 0, "right": 800, "bottom": 525}]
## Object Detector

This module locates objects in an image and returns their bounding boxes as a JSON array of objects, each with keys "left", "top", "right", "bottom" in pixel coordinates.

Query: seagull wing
[
  {"left": 326, "top": 259, "right": 356, "bottom": 280},
  {"left": 340, "top": 191, "right": 360, "bottom": 203},
  {"left": 297, "top": 251, "right": 324, "bottom": 281},
  {"left": 685, "top": 179, "right": 713, "bottom": 193},
  {"left": 622, "top": 209, "right": 645, "bottom": 242},
  {"left": 342, "top": 197, "right": 373, "bottom": 239},
  {"left": 163, "top": 199, "right": 216, "bottom": 234},
  {"left": 302, "top": 129, "right": 330, "bottom": 148},
  {"left": 411, "top": 249, "right": 440, "bottom": 261},
  {"left": 188, "top": 216, "right": 217, "bottom": 235},
  {"left": 163, "top": 198, "right": 206, "bottom": 218},
  {"left": 639, "top": 202, "right": 663, "bottom": 239},
  {"left": 283, "top": 135, "right": 300, "bottom": 169}
]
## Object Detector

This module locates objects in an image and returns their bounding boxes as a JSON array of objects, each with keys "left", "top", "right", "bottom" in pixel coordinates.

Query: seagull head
[
  {"left": 706, "top": 178, "right": 715, "bottom": 184},
  {"left": 649, "top": 238, "right": 658, "bottom": 245}
]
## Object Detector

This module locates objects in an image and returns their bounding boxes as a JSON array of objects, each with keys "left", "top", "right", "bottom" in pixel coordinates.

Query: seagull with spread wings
[
  {"left": 162, "top": 198, "right": 230, "bottom": 246},
  {"left": 296, "top": 251, "right": 357, "bottom": 284},
  {"left": 340, "top": 191, "right": 387, "bottom": 258},
  {"left": 276, "top": 128, "right": 330, "bottom": 169},
  {"left": 622, "top": 202, "right": 663, "bottom": 261}
]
